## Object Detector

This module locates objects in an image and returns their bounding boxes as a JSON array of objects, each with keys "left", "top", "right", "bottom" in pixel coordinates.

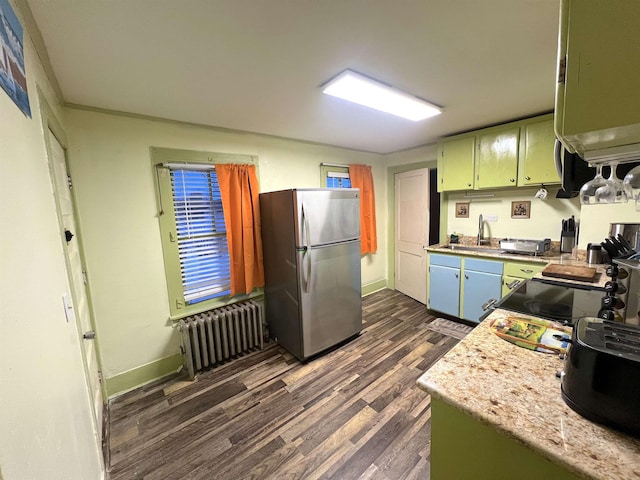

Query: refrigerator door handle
[{"left": 301, "top": 202, "right": 312, "bottom": 293}]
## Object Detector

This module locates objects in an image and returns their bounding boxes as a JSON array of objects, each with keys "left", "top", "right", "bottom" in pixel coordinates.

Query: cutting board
[{"left": 541, "top": 263, "right": 598, "bottom": 282}]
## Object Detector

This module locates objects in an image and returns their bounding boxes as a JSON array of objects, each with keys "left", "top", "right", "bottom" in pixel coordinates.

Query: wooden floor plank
[{"left": 107, "top": 289, "right": 470, "bottom": 479}]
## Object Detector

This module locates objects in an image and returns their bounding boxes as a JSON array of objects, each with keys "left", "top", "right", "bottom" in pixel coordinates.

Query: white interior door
[
  {"left": 395, "top": 168, "right": 429, "bottom": 304},
  {"left": 48, "top": 129, "right": 104, "bottom": 443}
]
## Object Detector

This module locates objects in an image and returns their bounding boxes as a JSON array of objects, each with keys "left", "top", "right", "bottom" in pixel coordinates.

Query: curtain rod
[
  {"left": 162, "top": 162, "right": 215, "bottom": 170},
  {"left": 320, "top": 162, "right": 350, "bottom": 168}
]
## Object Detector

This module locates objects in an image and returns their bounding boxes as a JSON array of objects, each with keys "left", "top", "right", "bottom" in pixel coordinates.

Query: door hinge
[
  {"left": 82, "top": 269, "right": 88, "bottom": 285},
  {"left": 175, "top": 298, "right": 184, "bottom": 309},
  {"left": 67, "top": 174, "right": 73, "bottom": 190},
  {"left": 557, "top": 56, "right": 566, "bottom": 83},
  {"left": 98, "top": 370, "right": 103, "bottom": 384},
  {"left": 169, "top": 232, "right": 176, "bottom": 242}
]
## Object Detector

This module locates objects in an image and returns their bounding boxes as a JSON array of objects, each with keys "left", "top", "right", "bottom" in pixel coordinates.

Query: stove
[{"left": 488, "top": 278, "right": 602, "bottom": 325}]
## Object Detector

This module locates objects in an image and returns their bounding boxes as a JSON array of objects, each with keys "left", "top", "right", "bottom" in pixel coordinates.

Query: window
[
  {"left": 171, "top": 168, "right": 230, "bottom": 303},
  {"left": 152, "top": 147, "right": 257, "bottom": 317},
  {"left": 321, "top": 165, "right": 351, "bottom": 188}
]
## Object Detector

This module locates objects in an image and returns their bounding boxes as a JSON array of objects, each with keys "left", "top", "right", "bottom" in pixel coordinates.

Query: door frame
[
  {"left": 386, "top": 161, "right": 441, "bottom": 290},
  {"left": 394, "top": 168, "right": 430, "bottom": 303},
  {"left": 38, "top": 91, "right": 106, "bottom": 465}
]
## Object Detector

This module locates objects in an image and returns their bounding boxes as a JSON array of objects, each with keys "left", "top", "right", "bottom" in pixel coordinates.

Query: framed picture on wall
[
  {"left": 455, "top": 202, "right": 469, "bottom": 218},
  {"left": 511, "top": 201, "right": 531, "bottom": 219}
]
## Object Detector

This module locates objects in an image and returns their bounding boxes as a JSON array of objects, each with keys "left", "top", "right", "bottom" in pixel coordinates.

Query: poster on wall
[{"left": 0, "top": 0, "right": 31, "bottom": 118}]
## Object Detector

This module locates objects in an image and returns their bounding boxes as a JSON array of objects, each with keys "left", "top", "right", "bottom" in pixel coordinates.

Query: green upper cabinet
[
  {"left": 555, "top": 0, "right": 640, "bottom": 162},
  {"left": 437, "top": 114, "right": 559, "bottom": 192},
  {"left": 518, "top": 115, "right": 560, "bottom": 186},
  {"left": 437, "top": 136, "right": 475, "bottom": 192},
  {"left": 475, "top": 127, "right": 519, "bottom": 189}
]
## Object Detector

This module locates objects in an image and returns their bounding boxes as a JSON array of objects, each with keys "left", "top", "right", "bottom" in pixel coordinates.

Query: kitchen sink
[{"left": 440, "top": 245, "right": 507, "bottom": 254}]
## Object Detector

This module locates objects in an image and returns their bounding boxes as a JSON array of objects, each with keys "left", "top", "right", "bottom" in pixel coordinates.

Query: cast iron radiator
[{"left": 178, "top": 300, "right": 264, "bottom": 379}]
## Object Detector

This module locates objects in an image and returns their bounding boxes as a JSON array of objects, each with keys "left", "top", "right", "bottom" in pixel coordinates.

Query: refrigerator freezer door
[
  {"left": 295, "top": 189, "right": 360, "bottom": 247},
  {"left": 298, "top": 240, "right": 362, "bottom": 359}
]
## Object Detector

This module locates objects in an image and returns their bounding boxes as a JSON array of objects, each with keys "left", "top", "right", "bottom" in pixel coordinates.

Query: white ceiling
[{"left": 27, "top": 0, "right": 561, "bottom": 154}]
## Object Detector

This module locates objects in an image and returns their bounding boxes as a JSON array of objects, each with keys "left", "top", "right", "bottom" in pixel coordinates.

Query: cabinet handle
[
  {"left": 521, "top": 269, "right": 533, "bottom": 274},
  {"left": 455, "top": 273, "right": 459, "bottom": 278},
  {"left": 507, "top": 280, "right": 521, "bottom": 289},
  {"left": 467, "top": 183, "right": 471, "bottom": 187},
  {"left": 464, "top": 274, "right": 469, "bottom": 279},
  {"left": 509, "top": 178, "right": 515, "bottom": 182},
  {"left": 525, "top": 176, "right": 531, "bottom": 180},
  {"left": 482, "top": 299, "right": 497, "bottom": 311}
]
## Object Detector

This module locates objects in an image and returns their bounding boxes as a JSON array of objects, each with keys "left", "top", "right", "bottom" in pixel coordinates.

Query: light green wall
[
  {"left": 578, "top": 201, "right": 639, "bottom": 249},
  {"left": 444, "top": 187, "right": 581, "bottom": 243},
  {"left": 64, "top": 107, "right": 388, "bottom": 394},
  {"left": 0, "top": 1, "right": 104, "bottom": 478}
]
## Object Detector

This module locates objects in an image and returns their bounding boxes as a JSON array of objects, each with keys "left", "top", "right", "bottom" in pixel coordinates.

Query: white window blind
[
  {"left": 170, "top": 167, "right": 231, "bottom": 303},
  {"left": 326, "top": 171, "right": 352, "bottom": 188}
]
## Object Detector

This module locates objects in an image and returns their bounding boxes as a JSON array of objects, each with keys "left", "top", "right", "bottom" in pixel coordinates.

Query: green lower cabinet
[
  {"left": 502, "top": 261, "right": 546, "bottom": 297},
  {"left": 430, "top": 398, "right": 581, "bottom": 480},
  {"left": 502, "top": 274, "right": 525, "bottom": 297}
]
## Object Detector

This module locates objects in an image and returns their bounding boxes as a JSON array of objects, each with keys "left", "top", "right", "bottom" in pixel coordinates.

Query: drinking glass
[
  {"left": 623, "top": 164, "right": 640, "bottom": 210},
  {"left": 594, "top": 162, "right": 627, "bottom": 203},
  {"left": 580, "top": 164, "right": 608, "bottom": 204}
]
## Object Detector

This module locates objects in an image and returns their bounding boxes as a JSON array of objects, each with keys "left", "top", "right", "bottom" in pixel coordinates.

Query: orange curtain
[
  {"left": 349, "top": 164, "right": 377, "bottom": 255},
  {"left": 216, "top": 164, "right": 265, "bottom": 296}
]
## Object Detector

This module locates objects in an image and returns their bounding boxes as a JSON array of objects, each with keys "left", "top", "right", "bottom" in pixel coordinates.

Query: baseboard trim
[
  {"left": 362, "top": 279, "right": 387, "bottom": 297},
  {"left": 104, "top": 281, "right": 387, "bottom": 397},
  {"left": 105, "top": 354, "right": 183, "bottom": 398}
]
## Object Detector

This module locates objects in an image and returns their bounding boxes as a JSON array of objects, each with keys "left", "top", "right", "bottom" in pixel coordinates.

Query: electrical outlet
[{"left": 485, "top": 215, "right": 498, "bottom": 222}]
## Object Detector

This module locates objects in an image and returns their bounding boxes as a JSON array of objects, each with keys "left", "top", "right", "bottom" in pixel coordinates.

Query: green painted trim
[
  {"left": 386, "top": 161, "right": 437, "bottom": 289},
  {"left": 319, "top": 164, "right": 350, "bottom": 187},
  {"left": 38, "top": 90, "right": 108, "bottom": 404},
  {"left": 169, "top": 290, "right": 264, "bottom": 322},
  {"left": 459, "top": 257, "right": 467, "bottom": 318},
  {"left": 150, "top": 147, "right": 260, "bottom": 318},
  {"left": 440, "top": 192, "right": 449, "bottom": 243},
  {"left": 106, "top": 354, "right": 183, "bottom": 398},
  {"left": 362, "top": 279, "right": 387, "bottom": 297},
  {"left": 431, "top": 398, "right": 581, "bottom": 479}
]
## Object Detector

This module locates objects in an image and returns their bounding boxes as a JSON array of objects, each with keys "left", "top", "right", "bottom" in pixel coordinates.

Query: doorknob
[{"left": 83, "top": 330, "right": 96, "bottom": 340}]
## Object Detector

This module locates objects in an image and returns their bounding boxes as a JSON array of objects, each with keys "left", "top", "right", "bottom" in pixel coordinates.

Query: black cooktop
[{"left": 491, "top": 278, "right": 603, "bottom": 325}]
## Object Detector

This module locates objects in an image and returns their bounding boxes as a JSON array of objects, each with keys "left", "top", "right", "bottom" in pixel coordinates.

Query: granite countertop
[
  {"left": 426, "top": 242, "right": 556, "bottom": 264},
  {"left": 426, "top": 242, "right": 609, "bottom": 288},
  {"left": 417, "top": 309, "right": 640, "bottom": 480}
]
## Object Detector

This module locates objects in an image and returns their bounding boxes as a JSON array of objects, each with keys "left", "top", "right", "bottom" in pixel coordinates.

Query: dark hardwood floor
[{"left": 107, "top": 289, "right": 464, "bottom": 480}]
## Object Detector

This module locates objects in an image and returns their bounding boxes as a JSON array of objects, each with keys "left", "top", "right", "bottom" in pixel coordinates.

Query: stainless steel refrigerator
[{"left": 259, "top": 188, "right": 362, "bottom": 360}]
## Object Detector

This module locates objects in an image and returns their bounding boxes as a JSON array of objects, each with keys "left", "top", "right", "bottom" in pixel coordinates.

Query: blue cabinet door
[
  {"left": 462, "top": 270, "right": 502, "bottom": 323},
  {"left": 429, "top": 265, "right": 461, "bottom": 317}
]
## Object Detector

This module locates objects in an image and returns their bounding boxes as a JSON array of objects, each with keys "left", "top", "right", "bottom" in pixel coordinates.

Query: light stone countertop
[
  {"left": 417, "top": 309, "right": 640, "bottom": 480},
  {"left": 426, "top": 243, "right": 609, "bottom": 289}
]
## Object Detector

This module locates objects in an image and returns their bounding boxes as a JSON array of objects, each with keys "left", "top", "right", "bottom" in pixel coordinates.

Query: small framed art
[
  {"left": 455, "top": 202, "right": 469, "bottom": 218},
  {"left": 511, "top": 201, "right": 531, "bottom": 219}
]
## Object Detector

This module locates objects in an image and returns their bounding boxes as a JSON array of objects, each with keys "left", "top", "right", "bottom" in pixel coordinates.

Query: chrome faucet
[{"left": 477, "top": 214, "right": 486, "bottom": 245}]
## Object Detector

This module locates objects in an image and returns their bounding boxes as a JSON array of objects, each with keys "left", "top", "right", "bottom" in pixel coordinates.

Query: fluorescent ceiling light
[{"left": 322, "top": 70, "right": 442, "bottom": 121}]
